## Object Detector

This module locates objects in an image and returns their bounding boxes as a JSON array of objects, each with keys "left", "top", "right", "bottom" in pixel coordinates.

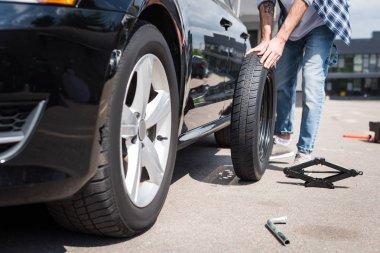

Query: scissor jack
[{"left": 283, "top": 158, "right": 363, "bottom": 189}]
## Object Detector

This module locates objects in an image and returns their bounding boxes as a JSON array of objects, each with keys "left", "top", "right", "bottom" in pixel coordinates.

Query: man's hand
[
  {"left": 245, "top": 40, "right": 270, "bottom": 57},
  {"left": 245, "top": 36, "right": 285, "bottom": 69},
  {"left": 259, "top": 36, "right": 286, "bottom": 69}
]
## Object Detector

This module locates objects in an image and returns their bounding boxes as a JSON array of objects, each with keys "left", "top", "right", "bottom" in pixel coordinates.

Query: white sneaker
[
  {"left": 293, "top": 152, "right": 313, "bottom": 176},
  {"left": 270, "top": 136, "right": 294, "bottom": 161}
]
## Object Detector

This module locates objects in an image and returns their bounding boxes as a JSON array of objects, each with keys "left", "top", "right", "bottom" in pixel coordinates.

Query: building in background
[
  {"left": 327, "top": 32, "right": 380, "bottom": 98},
  {"left": 236, "top": 0, "right": 260, "bottom": 48}
]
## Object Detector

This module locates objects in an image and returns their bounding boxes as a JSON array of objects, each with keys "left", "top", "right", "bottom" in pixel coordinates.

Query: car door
[
  {"left": 220, "top": 0, "right": 249, "bottom": 117},
  {"left": 178, "top": 0, "right": 232, "bottom": 133}
]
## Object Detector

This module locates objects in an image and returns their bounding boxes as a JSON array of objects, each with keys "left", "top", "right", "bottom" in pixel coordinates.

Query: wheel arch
[{"left": 138, "top": 3, "right": 184, "bottom": 104}]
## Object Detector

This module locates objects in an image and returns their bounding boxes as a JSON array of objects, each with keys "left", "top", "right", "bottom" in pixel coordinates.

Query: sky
[{"left": 349, "top": 0, "right": 380, "bottom": 38}]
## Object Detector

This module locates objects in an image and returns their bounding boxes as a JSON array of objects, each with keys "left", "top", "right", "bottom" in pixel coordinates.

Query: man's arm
[
  {"left": 248, "top": 0, "right": 309, "bottom": 69},
  {"left": 271, "top": 0, "right": 309, "bottom": 49},
  {"left": 246, "top": 1, "right": 275, "bottom": 56},
  {"left": 259, "top": 1, "right": 275, "bottom": 44}
]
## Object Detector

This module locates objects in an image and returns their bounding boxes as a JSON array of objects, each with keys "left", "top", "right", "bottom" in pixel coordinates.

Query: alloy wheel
[{"left": 120, "top": 54, "right": 172, "bottom": 208}]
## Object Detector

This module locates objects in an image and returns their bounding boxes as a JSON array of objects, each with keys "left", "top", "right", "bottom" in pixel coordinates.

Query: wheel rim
[
  {"left": 258, "top": 76, "right": 274, "bottom": 162},
  {"left": 120, "top": 54, "right": 172, "bottom": 208}
]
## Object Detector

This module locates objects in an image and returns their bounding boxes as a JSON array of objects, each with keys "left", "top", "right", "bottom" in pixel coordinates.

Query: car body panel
[
  {"left": 0, "top": 3, "right": 127, "bottom": 204},
  {"left": 178, "top": 0, "right": 231, "bottom": 132},
  {"left": 0, "top": 0, "right": 248, "bottom": 206}
]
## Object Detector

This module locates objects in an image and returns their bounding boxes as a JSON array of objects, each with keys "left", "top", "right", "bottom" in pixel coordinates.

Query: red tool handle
[{"left": 343, "top": 135, "right": 372, "bottom": 140}]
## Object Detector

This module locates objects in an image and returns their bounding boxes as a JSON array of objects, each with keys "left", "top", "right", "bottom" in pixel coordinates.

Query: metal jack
[
  {"left": 283, "top": 157, "right": 363, "bottom": 189},
  {"left": 266, "top": 216, "right": 290, "bottom": 246}
]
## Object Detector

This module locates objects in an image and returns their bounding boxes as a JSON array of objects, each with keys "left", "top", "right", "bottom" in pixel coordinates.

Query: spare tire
[{"left": 230, "top": 54, "right": 276, "bottom": 181}]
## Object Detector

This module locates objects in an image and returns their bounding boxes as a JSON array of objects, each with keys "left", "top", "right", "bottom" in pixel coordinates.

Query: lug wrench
[{"left": 266, "top": 216, "right": 290, "bottom": 246}]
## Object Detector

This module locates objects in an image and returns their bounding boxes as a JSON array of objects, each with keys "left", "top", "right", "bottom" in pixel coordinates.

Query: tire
[
  {"left": 214, "top": 126, "right": 230, "bottom": 147},
  {"left": 47, "top": 23, "right": 179, "bottom": 237},
  {"left": 230, "top": 54, "right": 276, "bottom": 181}
]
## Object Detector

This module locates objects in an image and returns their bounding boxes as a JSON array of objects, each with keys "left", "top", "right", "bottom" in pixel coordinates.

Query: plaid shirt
[{"left": 257, "top": 0, "right": 351, "bottom": 45}]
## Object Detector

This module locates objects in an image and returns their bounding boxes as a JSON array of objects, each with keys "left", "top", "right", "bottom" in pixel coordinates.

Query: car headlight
[{"left": 0, "top": 0, "right": 76, "bottom": 6}]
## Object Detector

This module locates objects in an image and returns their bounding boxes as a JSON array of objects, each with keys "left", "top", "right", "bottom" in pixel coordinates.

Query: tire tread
[{"left": 230, "top": 54, "right": 274, "bottom": 181}]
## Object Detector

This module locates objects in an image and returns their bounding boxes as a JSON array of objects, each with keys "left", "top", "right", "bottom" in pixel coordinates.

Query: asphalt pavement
[{"left": 0, "top": 100, "right": 379, "bottom": 253}]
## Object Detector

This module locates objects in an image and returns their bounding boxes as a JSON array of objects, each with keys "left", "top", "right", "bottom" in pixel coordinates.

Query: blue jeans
[{"left": 275, "top": 25, "right": 335, "bottom": 154}]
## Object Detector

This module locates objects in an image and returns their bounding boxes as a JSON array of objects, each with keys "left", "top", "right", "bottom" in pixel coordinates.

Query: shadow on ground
[
  {"left": 0, "top": 204, "right": 131, "bottom": 253},
  {"left": 0, "top": 136, "right": 285, "bottom": 253},
  {"left": 172, "top": 136, "right": 284, "bottom": 186}
]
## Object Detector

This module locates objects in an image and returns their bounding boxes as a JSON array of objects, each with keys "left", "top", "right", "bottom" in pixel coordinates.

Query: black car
[{"left": 0, "top": 0, "right": 275, "bottom": 237}]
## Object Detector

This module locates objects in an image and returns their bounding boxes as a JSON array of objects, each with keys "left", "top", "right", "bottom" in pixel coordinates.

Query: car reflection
[
  {"left": 191, "top": 55, "right": 209, "bottom": 79},
  {"left": 187, "top": 34, "right": 246, "bottom": 109},
  {"left": 183, "top": 27, "right": 246, "bottom": 133}
]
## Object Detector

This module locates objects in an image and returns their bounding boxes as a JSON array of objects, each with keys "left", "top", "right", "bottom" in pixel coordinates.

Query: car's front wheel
[{"left": 47, "top": 23, "right": 179, "bottom": 237}]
